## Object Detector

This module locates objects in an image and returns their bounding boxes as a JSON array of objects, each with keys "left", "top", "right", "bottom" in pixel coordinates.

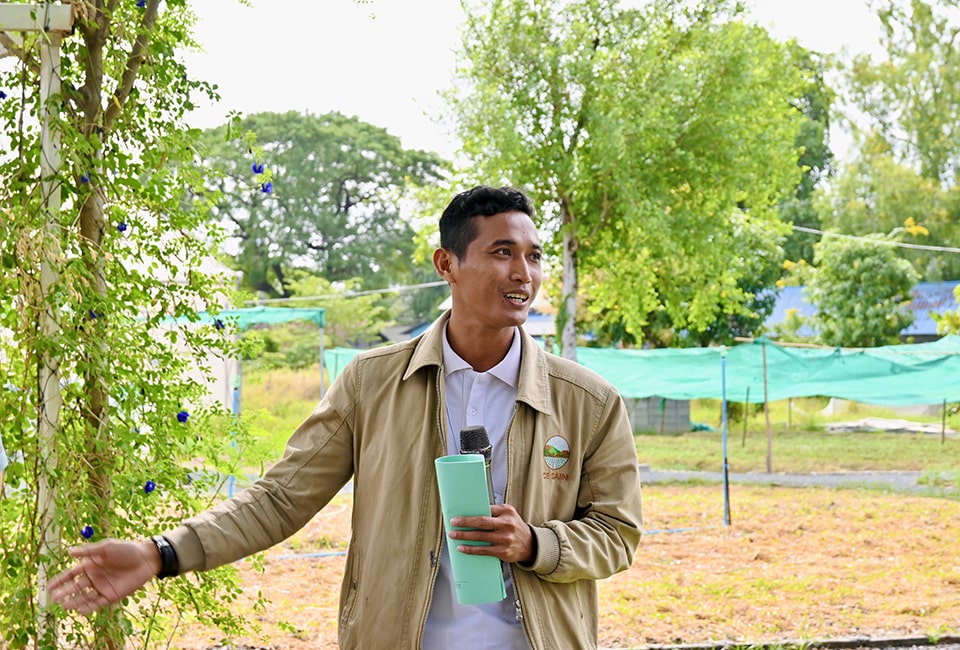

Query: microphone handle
[{"left": 484, "top": 461, "right": 495, "bottom": 505}]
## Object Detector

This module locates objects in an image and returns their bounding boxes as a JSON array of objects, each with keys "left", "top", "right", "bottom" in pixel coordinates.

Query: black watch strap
[{"left": 151, "top": 535, "right": 180, "bottom": 579}]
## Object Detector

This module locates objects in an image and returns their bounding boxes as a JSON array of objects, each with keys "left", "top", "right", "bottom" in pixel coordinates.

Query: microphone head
[{"left": 460, "top": 425, "right": 492, "bottom": 461}]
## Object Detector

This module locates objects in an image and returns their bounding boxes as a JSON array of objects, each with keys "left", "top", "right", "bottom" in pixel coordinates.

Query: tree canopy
[
  {"left": 805, "top": 233, "right": 918, "bottom": 347},
  {"left": 450, "top": 0, "right": 810, "bottom": 351},
  {"left": 824, "top": 0, "right": 960, "bottom": 282},
  {"left": 198, "top": 111, "right": 446, "bottom": 299},
  {"left": 845, "top": 0, "right": 960, "bottom": 185}
]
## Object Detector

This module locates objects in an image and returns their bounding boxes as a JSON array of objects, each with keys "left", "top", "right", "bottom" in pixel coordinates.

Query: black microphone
[{"left": 460, "top": 425, "right": 495, "bottom": 505}]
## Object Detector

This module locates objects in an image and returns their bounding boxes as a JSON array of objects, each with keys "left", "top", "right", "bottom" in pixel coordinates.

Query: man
[{"left": 49, "top": 185, "right": 643, "bottom": 649}]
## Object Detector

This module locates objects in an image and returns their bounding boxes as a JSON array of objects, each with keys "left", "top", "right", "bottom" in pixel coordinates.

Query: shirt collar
[{"left": 442, "top": 324, "right": 521, "bottom": 390}]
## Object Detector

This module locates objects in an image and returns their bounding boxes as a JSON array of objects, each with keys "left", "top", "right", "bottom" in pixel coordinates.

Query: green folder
[{"left": 434, "top": 454, "right": 507, "bottom": 605}]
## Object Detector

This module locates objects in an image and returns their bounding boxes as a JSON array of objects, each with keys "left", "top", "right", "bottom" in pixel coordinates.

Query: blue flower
[
  {"left": 252, "top": 162, "right": 264, "bottom": 174},
  {"left": 80, "top": 174, "right": 90, "bottom": 184},
  {"left": 144, "top": 480, "right": 156, "bottom": 494},
  {"left": 0, "top": 91, "right": 7, "bottom": 100},
  {"left": 215, "top": 318, "right": 225, "bottom": 330},
  {"left": 117, "top": 221, "right": 128, "bottom": 233},
  {"left": 88, "top": 310, "right": 103, "bottom": 319},
  {"left": 81, "top": 525, "right": 94, "bottom": 539},
  {"left": 136, "top": 0, "right": 146, "bottom": 7},
  {"left": 176, "top": 410, "right": 189, "bottom": 423},
  {"left": 260, "top": 181, "right": 273, "bottom": 194}
]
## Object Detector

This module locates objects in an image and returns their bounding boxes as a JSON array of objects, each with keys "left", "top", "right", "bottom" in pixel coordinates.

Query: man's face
[{"left": 438, "top": 210, "right": 543, "bottom": 332}]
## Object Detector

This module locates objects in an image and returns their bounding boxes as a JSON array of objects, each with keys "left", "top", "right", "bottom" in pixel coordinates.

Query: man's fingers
[
  {"left": 58, "top": 587, "right": 107, "bottom": 616},
  {"left": 46, "top": 564, "right": 86, "bottom": 591},
  {"left": 48, "top": 567, "right": 108, "bottom": 615},
  {"left": 450, "top": 515, "right": 494, "bottom": 530},
  {"left": 68, "top": 588, "right": 110, "bottom": 617}
]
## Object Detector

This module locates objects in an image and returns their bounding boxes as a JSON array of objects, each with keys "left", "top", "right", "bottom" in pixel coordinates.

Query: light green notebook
[{"left": 434, "top": 454, "right": 507, "bottom": 605}]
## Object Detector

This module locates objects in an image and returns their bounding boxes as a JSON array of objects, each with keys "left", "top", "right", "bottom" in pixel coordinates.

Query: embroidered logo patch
[{"left": 543, "top": 435, "right": 570, "bottom": 470}]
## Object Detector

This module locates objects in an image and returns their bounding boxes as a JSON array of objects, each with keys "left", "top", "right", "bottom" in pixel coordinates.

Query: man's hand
[
  {"left": 449, "top": 504, "right": 534, "bottom": 564},
  {"left": 47, "top": 539, "right": 161, "bottom": 615}
]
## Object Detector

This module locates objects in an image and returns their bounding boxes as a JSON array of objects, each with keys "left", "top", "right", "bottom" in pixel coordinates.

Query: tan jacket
[{"left": 167, "top": 313, "right": 643, "bottom": 649}]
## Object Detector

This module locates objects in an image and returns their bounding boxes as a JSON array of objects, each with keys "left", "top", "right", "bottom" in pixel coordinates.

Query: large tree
[
  {"left": 821, "top": 0, "right": 960, "bottom": 282},
  {"left": 779, "top": 43, "right": 834, "bottom": 267},
  {"left": 805, "top": 233, "right": 918, "bottom": 347},
  {"left": 451, "top": 0, "right": 807, "bottom": 354},
  {"left": 846, "top": 0, "right": 960, "bottom": 185},
  {"left": 198, "top": 110, "right": 445, "bottom": 299},
  {"left": 815, "top": 137, "right": 960, "bottom": 280}
]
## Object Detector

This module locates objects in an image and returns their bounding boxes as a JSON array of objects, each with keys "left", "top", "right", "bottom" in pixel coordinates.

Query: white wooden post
[{"left": 37, "top": 24, "right": 63, "bottom": 620}]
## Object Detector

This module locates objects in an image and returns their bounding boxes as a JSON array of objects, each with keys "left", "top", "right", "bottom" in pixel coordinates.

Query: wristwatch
[{"left": 150, "top": 535, "right": 180, "bottom": 579}]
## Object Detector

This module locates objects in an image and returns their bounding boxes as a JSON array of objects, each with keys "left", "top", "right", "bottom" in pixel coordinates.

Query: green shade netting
[
  {"left": 186, "top": 306, "right": 325, "bottom": 330},
  {"left": 323, "top": 335, "right": 960, "bottom": 406}
]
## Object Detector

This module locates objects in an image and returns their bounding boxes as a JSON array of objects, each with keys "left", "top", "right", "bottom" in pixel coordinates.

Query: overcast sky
[{"left": 184, "top": 1, "right": 885, "bottom": 158}]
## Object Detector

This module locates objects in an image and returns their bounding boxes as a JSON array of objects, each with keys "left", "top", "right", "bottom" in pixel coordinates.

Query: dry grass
[
  {"left": 168, "top": 485, "right": 960, "bottom": 649},
  {"left": 247, "top": 367, "right": 324, "bottom": 405}
]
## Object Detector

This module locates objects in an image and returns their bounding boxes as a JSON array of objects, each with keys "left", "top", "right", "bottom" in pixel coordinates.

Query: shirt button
[{"left": 470, "top": 408, "right": 478, "bottom": 416}]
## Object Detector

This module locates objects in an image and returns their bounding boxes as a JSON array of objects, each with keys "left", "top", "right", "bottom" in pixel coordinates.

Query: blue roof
[
  {"left": 906, "top": 281, "right": 960, "bottom": 335},
  {"left": 764, "top": 281, "right": 960, "bottom": 337}
]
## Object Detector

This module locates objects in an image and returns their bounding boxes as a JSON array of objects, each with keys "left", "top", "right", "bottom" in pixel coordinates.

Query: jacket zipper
[
  {"left": 504, "top": 403, "right": 529, "bottom": 635},
  {"left": 510, "top": 563, "right": 524, "bottom": 622}
]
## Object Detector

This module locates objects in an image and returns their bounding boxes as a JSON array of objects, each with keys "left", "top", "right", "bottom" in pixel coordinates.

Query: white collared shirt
[{"left": 422, "top": 325, "right": 528, "bottom": 649}]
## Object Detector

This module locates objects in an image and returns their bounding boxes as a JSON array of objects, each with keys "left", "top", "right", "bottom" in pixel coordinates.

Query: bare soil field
[{"left": 169, "top": 484, "right": 960, "bottom": 649}]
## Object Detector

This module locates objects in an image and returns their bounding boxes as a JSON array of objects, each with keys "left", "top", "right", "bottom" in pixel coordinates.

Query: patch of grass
[
  {"left": 691, "top": 396, "right": 960, "bottom": 432},
  {"left": 642, "top": 398, "right": 958, "bottom": 473},
  {"left": 238, "top": 368, "right": 957, "bottom": 476},
  {"left": 598, "top": 485, "right": 960, "bottom": 648},
  {"left": 240, "top": 366, "right": 323, "bottom": 457},
  {"left": 636, "top": 427, "right": 958, "bottom": 473}
]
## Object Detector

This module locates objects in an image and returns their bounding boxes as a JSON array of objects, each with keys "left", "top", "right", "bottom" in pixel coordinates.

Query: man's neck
[{"left": 445, "top": 320, "right": 516, "bottom": 373}]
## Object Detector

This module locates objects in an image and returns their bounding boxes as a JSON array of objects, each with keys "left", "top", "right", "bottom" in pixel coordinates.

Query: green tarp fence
[
  {"left": 184, "top": 306, "right": 326, "bottom": 330},
  {"left": 177, "top": 305, "right": 327, "bottom": 397},
  {"left": 177, "top": 306, "right": 326, "bottom": 497},
  {"left": 324, "top": 334, "right": 960, "bottom": 406}
]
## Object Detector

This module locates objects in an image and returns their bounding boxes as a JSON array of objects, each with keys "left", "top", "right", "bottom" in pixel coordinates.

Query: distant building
[{"left": 764, "top": 281, "right": 960, "bottom": 342}]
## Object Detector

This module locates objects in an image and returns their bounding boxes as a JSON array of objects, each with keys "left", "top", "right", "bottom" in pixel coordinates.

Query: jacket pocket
[
  {"left": 339, "top": 546, "right": 362, "bottom": 628},
  {"left": 518, "top": 572, "right": 596, "bottom": 649}
]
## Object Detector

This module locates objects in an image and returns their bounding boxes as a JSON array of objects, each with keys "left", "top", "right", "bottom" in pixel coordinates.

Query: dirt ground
[{"left": 168, "top": 485, "right": 960, "bottom": 649}]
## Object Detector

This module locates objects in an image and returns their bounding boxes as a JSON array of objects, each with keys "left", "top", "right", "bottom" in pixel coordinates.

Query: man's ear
[{"left": 433, "top": 247, "right": 456, "bottom": 282}]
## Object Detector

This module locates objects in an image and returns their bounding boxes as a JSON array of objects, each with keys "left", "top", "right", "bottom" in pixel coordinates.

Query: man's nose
[{"left": 512, "top": 258, "right": 532, "bottom": 283}]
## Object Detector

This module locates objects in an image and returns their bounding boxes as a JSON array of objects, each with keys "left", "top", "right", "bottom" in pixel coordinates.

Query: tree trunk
[
  {"left": 76, "top": 16, "right": 123, "bottom": 650},
  {"left": 79, "top": 188, "right": 122, "bottom": 650},
  {"left": 560, "top": 205, "right": 578, "bottom": 362}
]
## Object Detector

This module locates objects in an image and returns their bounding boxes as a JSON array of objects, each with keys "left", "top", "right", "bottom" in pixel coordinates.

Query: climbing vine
[{"left": 0, "top": 2, "right": 269, "bottom": 648}]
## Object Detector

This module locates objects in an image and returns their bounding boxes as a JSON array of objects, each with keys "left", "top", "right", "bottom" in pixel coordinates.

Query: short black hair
[{"left": 439, "top": 185, "right": 535, "bottom": 259}]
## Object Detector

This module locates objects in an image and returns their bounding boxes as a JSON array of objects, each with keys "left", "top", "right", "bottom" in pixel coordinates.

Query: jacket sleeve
[
  {"left": 165, "top": 361, "right": 358, "bottom": 573},
  {"left": 522, "top": 385, "right": 642, "bottom": 582}
]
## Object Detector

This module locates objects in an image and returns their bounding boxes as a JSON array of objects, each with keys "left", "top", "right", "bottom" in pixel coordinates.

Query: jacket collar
[{"left": 405, "top": 310, "right": 553, "bottom": 416}]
